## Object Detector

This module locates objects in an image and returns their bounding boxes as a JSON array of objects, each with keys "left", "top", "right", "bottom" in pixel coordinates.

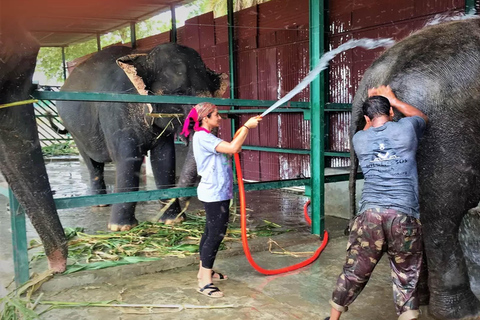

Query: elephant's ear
[
  {"left": 216, "top": 73, "right": 229, "bottom": 98},
  {"left": 116, "top": 53, "right": 154, "bottom": 119},
  {"left": 207, "top": 68, "right": 229, "bottom": 98},
  {"left": 116, "top": 54, "right": 149, "bottom": 96}
]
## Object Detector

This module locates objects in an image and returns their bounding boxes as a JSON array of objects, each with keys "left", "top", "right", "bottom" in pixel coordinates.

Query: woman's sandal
[
  {"left": 198, "top": 283, "right": 224, "bottom": 298},
  {"left": 212, "top": 270, "right": 228, "bottom": 281}
]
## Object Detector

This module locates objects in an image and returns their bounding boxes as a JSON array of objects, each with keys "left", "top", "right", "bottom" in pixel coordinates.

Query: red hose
[
  {"left": 234, "top": 152, "right": 329, "bottom": 275},
  {"left": 304, "top": 200, "right": 312, "bottom": 225}
]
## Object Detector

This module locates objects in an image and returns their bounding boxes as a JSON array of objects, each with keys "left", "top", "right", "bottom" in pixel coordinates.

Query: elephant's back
[
  {"left": 56, "top": 46, "right": 138, "bottom": 162},
  {"left": 352, "top": 18, "right": 480, "bottom": 133},
  {"left": 61, "top": 46, "right": 135, "bottom": 93}
]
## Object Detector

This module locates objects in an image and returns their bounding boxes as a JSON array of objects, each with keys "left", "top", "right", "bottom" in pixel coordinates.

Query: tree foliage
[
  {"left": 186, "top": 0, "right": 272, "bottom": 18},
  {"left": 35, "top": 0, "right": 271, "bottom": 83},
  {"left": 35, "top": 19, "right": 170, "bottom": 83}
]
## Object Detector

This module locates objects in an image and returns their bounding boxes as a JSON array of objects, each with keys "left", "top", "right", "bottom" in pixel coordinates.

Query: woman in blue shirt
[{"left": 181, "top": 102, "right": 261, "bottom": 298}]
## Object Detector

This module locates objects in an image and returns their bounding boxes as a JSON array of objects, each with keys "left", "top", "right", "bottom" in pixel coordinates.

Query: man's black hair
[{"left": 362, "top": 96, "right": 391, "bottom": 120}]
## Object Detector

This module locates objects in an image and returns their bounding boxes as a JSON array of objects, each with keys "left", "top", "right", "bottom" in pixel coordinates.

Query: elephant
[
  {"left": 56, "top": 43, "right": 228, "bottom": 231},
  {"left": 349, "top": 18, "right": 480, "bottom": 319},
  {"left": 0, "top": 19, "right": 67, "bottom": 272}
]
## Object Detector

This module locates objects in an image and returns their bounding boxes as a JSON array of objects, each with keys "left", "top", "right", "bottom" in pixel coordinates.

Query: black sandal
[
  {"left": 198, "top": 283, "right": 223, "bottom": 298},
  {"left": 212, "top": 270, "right": 228, "bottom": 280}
]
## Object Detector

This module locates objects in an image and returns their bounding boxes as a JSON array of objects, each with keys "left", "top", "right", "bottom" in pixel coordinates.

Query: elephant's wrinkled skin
[
  {"left": 0, "top": 20, "right": 67, "bottom": 272},
  {"left": 56, "top": 43, "right": 228, "bottom": 231},
  {"left": 350, "top": 19, "right": 480, "bottom": 319}
]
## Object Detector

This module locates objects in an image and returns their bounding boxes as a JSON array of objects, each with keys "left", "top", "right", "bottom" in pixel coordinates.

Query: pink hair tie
[
  {"left": 180, "top": 108, "right": 198, "bottom": 138},
  {"left": 181, "top": 103, "right": 216, "bottom": 138}
]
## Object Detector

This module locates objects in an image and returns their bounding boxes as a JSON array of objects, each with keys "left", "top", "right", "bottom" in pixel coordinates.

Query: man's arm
[{"left": 368, "top": 85, "right": 429, "bottom": 124}]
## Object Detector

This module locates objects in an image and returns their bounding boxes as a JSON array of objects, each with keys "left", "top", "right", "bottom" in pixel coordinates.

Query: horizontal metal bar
[
  {"left": 32, "top": 91, "right": 310, "bottom": 109},
  {"left": 324, "top": 103, "right": 352, "bottom": 112},
  {"left": 241, "top": 178, "right": 310, "bottom": 192},
  {"left": 324, "top": 172, "right": 363, "bottom": 183},
  {"left": 53, "top": 178, "right": 310, "bottom": 209},
  {"left": 38, "top": 139, "right": 72, "bottom": 141},
  {"left": 219, "top": 108, "right": 306, "bottom": 114},
  {"left": 36, "top": 114, "right": 58, "bottom": 118},
  {"left": 324, "top": 151, "right": 350, "bottom": 158},
  {"left": 241, "top": 147, "right": 350, "bottom": 157},
  {"left": 242, "top": 145, "right": 310, "bottom": 155}
]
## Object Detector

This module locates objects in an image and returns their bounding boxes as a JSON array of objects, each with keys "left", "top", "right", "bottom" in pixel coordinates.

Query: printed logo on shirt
[{"left": 370, "top": 141, "right": 398, "bottom": 162}]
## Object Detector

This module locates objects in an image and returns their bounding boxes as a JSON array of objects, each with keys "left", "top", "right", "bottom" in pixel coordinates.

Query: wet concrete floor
[{"left": 0, "top": 159, "right": 437, "bottom": 319}]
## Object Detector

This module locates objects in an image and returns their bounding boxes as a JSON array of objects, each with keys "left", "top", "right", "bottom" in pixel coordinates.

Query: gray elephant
[
  {"left": 350, "top": 18, "right": 480, "bottom": 319},
  {"left": 0, "top": 19, "right": 67, "bottom": 272},
  {"left": 56, "top": 43, "right": 228, "bottom": 231}
]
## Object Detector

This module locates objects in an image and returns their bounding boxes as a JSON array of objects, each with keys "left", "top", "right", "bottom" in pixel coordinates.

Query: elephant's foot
[
  {"left": 160, "top": 213, "right": 186, "bottom": 225},
  {"left": 429, "top": 289, "right": 480, "bottom": 319},
  {"left": 47, "top": 249, "right": 67, "bottom": 273},
  {"left": 95, "top": 204, "right": 110, "bottom": 208},
  {"left": 157, "top": 199, "right": 186, "bottom": 225},
  {"left": 108, "top": 218, "right": 139, "bottom": 232}
]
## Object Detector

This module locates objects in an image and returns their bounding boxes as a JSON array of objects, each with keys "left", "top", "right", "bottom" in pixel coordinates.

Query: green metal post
[
  {"left": 309, "top": 0, "right": 325, "bottom": 236},
  {"left": 466, "top": 0, "right": 476, "bottom": 14},
  {"left": 9, "top": 189, "right": 29, "bottom": 286},
  {"left": 227, "top": 0, "right": 236, "bottom": 139},
  {"left": 170, "top": 4, "right": 177, "bottom": 43},
  {"left": 61, "top": 47, "right": 67, "bottom": 81},
  {"left": 96, "top": 33, "right": 102, "bottom": 51},
  {"left": 227, "top": 0, "right": 238, "bottom": 208},
  {"left": 130, "top": 22, "right": 137, "bottom": 49}
]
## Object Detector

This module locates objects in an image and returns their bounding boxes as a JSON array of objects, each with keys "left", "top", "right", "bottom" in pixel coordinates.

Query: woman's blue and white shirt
[{"left": 193, "top": 131, "right": 233, "bottom": 203}]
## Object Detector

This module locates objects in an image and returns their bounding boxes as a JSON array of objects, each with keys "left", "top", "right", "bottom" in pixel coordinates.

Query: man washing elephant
[{"left": 326, "top": 85, "right": 428, "bottom": 320}]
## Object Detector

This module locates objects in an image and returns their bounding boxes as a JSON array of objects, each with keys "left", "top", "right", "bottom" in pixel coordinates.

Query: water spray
[
  {"left": 237, "top": 37, "right": 395, "bottom": 275},
  {"left": 260, "top": 38, "right": 395, "bottom": 118}
]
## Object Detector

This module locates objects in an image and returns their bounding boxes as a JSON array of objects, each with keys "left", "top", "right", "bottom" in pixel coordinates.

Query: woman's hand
[{"left": 243, "top": 116, "right": 262, "bottom": 129}]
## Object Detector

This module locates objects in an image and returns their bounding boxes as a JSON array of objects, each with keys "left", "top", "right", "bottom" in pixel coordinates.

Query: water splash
[
  {"left": 426, "top": 13, "right": 478, "bottom": 27},
  {"left": 260, "top": 38, "right": 396, "bottom": 118}
]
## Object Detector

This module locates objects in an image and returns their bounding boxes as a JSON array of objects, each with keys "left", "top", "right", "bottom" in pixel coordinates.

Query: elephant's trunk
[{"left": 177, "top": 136, "right": 198, "bottom": 201}]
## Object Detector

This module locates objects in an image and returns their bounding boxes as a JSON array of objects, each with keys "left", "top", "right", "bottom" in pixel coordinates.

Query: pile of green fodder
[
  {"left": 41, "top": 141, "right": 78, "bottom": 156},
  {"left": 30, "top": 212, "right": 292, "bottom": 274}
]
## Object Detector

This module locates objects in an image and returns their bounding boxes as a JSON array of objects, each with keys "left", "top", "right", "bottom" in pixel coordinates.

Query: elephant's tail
[
  {"left": 348, "top": 141, "right": 358, "bottom": 219},
  {"left": 46, "top": 111, "right": 69, "bottom": 135}
]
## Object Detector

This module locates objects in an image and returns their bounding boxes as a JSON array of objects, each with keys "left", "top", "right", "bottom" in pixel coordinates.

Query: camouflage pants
[{"left": 330, "top": 208, "right": 423, "bottom": 320}]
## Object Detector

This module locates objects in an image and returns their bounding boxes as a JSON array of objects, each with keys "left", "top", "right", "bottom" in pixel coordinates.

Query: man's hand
[
  {"left": 367, "top": 85, "right": 428, "bottom": 124},
  {"left": 368, "top": 85, "right": 397, "bottom": 105}
]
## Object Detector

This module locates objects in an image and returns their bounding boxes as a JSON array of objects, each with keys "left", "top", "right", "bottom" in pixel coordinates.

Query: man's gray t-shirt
[
  {"left": 193, "top": 131, "right": 233, "bottom": 203},
  {"left": 353, "top": 116, "right": 426, "bottom": 218}
]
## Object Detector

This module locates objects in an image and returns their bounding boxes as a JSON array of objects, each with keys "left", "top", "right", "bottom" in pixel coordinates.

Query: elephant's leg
[
  {"left": 423, "top": 218, "right": 480, "bottom": 319},
  {"left": 78, "top": 149, "right": 107, "bottom": 196},
  {"left": 150, "top": 134, "right": 184, "bottom": 224},
  {"left": 177, "top": 139, "right": 198, "bottom": 199},
  {"left": 107, "top": 151, "right": 143, "bottom": 232},
  {"left": 0, "top": 105, "right": 67, "bottom": 272},
  {"left": 421, "top": 176, "right": 480, "bottom": 319}
]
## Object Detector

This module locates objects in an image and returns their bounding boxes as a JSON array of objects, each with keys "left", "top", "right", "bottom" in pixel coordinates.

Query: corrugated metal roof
[{"left": 5, "top": 0, "right": 193, "bottom": 47}]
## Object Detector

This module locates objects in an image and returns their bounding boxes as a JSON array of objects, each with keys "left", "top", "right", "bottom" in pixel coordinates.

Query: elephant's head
[{"left": 116, "top": 43, "right": 229, "bottom": 141}]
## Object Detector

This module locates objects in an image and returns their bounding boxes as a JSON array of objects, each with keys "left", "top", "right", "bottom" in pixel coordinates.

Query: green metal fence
[{"left": 34, "top": 86, "right": 73, "bottom": 148}]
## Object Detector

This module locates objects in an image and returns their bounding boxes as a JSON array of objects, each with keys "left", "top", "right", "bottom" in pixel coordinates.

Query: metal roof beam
[{"left": 31, "top": 15, "right": 137, "bottom": 22}]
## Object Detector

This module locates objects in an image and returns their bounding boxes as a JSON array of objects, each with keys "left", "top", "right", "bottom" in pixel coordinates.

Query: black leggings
[{"left": 200, "top": 200, "right": 230, "bottom": 269}]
